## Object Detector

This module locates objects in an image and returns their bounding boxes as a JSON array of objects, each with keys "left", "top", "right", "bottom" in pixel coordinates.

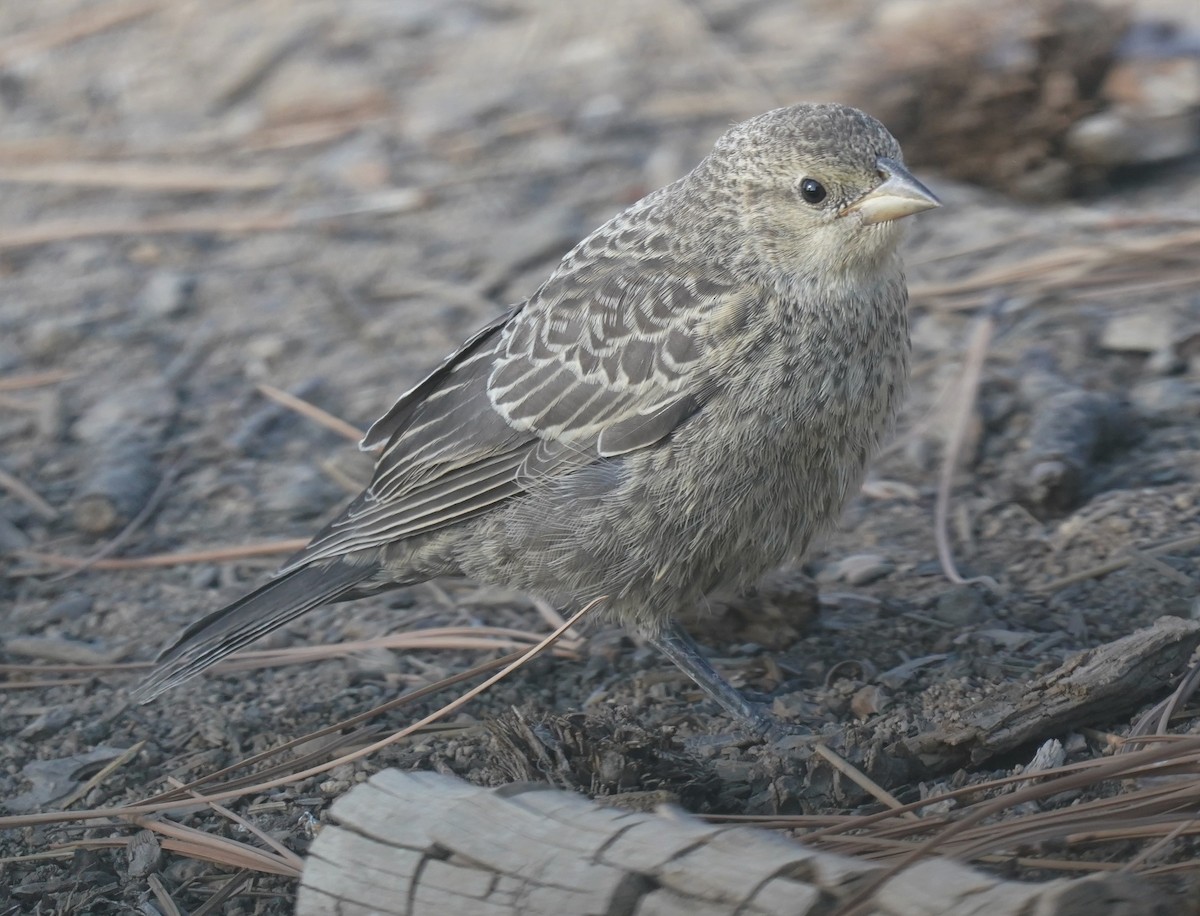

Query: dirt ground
[{"left": 2, "top": 1, "right": 1200, "bottom": 913}]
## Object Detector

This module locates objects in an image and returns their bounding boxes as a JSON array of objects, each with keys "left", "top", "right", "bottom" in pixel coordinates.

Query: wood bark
[{"left": 297, "top": 769, "right": 1158, "bottom": 916}]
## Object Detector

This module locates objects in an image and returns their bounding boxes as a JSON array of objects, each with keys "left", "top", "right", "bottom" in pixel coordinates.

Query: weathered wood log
[
  {"left": 903, "top": 615, "right": 1200, "bottom": 768},
  {"left": 296, "top": 770, "right": 1158, "bottom": 916}
]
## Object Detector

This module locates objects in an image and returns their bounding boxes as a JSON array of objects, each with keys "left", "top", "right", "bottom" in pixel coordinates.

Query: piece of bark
[
  {"left": 296, "top": 769, "right": 1164, "bottom": 916},
  {"left": 1017, "top": 389, "right": 1134, "bottom": 513},
  {"left": 902, "top": 615, "right": 1200, "bottom": 769},
  {"left": 72, "top": 435, "right": 160, "bottom": 534}
]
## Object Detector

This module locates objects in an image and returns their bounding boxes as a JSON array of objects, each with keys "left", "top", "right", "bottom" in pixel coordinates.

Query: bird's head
[{"left": 699, "top": 103, "right": 940, "bottom": 280}]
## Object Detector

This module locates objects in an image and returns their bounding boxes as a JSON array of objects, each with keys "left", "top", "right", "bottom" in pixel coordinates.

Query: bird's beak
[{"left": 840, "top": 158, "right": 940, "bottom": 224}]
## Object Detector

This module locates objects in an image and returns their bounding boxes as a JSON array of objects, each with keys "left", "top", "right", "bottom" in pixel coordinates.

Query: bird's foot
[{"left": 642, "top": 621, "right": 812, "bottom": 745}]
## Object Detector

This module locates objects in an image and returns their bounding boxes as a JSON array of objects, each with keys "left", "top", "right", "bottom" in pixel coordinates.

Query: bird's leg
[{"left": 642, "top": 619, "right": 773, "bottom": 733}]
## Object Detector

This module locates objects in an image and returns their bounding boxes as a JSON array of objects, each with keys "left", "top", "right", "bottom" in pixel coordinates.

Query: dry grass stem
[
  {"left": 0, "top": 466, "right": 58, "bottom": 520},
  {"left": 0, "top": 369, "right": 74, "bottom": 392},
  {"left": 0, "top": 161, "right": 282, "bottom": 192},
  {"left": 146, "top": 874, "right": 184, "bottom": 916},
  {"left": 711, "top": 737, "right": 1200, "bottom": 897},
  {"left": 19, "top": 539, "right": 310, "bottom": 571},
  {"left": 0, "top": 600, "right": 596, "bottom": 830},
  {"left": 813, "top": 744, "right": 918, "bottom": 821},
  {"left": 0, "top": 191, "right": 424, "bottom": 253},
  {"left": 933, "top": 306, "right": 999, "bottom": 588},
  {"left": 59, "top": 741, "right": 145, "bottom": 809},
  {"left": 1033, "top": 532, "right": 1200, "bottom": 593},
  {"left": 256, "top": 383, "right": 364, "bottom": 442},
  {"left": 910, "top": 228, "right": 1200, "bottom": 310},
  {"left": 0, "top": 0, "right": 159, "bottom": 68}
]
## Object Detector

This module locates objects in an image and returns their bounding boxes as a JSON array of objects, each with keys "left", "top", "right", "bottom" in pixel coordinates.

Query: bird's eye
[{"left": 799, "top": 178, "right": 827, "bottom": 205}]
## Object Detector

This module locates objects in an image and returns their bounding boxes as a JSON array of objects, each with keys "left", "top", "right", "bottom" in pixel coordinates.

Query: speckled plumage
[{"left": 135, "top": 103, "right": 938, "bottom": 712}]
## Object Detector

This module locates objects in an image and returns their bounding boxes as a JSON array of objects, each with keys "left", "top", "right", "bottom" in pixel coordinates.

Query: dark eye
[{"left": 799, "top": 178, "right": 826, "bottom": 204}]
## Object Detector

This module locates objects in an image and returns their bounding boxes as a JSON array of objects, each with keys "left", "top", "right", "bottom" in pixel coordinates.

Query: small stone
[
  {"left": 1146, "top": 345, "right": 1185, "bottom": 376},
  {"left": 772, "top": 691, "right": 816, "bottom": 719},
  {"left": 345, "top": 647, "right": 401, "bottom": 680},
  {"left": 73, "top": 385, "right": 176, "bottom": 444},
  {"left": 189, "top": 565, "right": 221, "bottom": 589},
  {"left": 1100, "top": 311, "right": 1176, "bottom": 354},
  {"left": 1066, "top": 109, "right": 1200, "bottom": 167},
  {"left": 261, "top": 463, "right": 342, "bottom": 519},
  {"left": 1132, "top": 378, "right": 1200, "bottom": 416},
  {"left": 932, "top": 585, "right": 987, "bottom": 626},
  {"left": 851, "top": 684, "right": 891, "bottom": 718},
  {"left": 26, "top": 319, "right": 81, "bottom": 360},
  {"left": 817, "top": 554, "right": 895, "bottom": 586},
  {"left": 46, "top": 592, "right": 94, "bottom": 623},
  {"left": 18, "top": 707, "right": 74, "bottom": 741},
  {"left": 137, "top": 271, "right": 195, "bottom": 319}
]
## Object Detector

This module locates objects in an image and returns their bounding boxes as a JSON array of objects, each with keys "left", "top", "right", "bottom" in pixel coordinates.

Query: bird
[{"left": 133, "top": 103, "right": 940, "bottom": 730}]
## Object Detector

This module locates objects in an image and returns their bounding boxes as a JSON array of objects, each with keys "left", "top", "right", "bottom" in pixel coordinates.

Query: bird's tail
[{"left": 131, "top": 560, "right": 377, "bottom": 703}]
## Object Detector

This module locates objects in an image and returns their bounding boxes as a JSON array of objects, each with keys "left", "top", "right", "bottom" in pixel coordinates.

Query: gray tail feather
[{"left": 132, "top": 561, "right": 377, "bottom": 703}]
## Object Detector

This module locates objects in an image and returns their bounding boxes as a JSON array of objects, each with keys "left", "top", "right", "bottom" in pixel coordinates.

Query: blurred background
[{"left": 2, "top": 1, "right": 1200, "bottom": 911}]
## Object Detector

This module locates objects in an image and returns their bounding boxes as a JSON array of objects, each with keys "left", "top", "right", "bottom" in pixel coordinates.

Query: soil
[{"left": 2, "top": 1, "right": 1199, "bottom": 914}]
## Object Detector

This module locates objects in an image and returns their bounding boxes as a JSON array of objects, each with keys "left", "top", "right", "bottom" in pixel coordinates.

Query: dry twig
[
  {"left": 0, "top": 465, "right": 58, "bottom": 520},
  {"left": 0, "top": 0, "right": 159, "bottom": 68},
  {"left": 256, "top": 383, "right": 363, "bottom": 443},
  {"left": 933, "top": 306, "right": 999, "bottom": 588}
]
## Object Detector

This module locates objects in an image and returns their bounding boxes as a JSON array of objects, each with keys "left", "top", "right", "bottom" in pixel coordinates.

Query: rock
[
  {"left": 817, "top": 554, "right": 895, "bottom": 586},
  {"left": 45, "top": 592, "right": 94, "bottom": 623},
  {"left": 260, "top": 462, "right": 342, "bottom": 519},
  {"left": 932, "top": 585, "right": 987, "bottom": 626},
  {"left": 136, "top": 271, "right": 196, "bottom": 319},
  {"left": 851, "top": 684, "right": 891, "bottom": 718},
  {"left": 1066, "top": 108, "right": 1200, "bottom": 167},
  {"left": 73, "top": 384, "right": 177, "bottom": 444},
  {"left": 1100, "top": 311, "right": 1175, "bottom": 354},
  {"left": 1131, "top": 378, "right": 1200, "bottom": 416},
  {"left": 17, "top": 708, "right": 75, "bottom": 741}
]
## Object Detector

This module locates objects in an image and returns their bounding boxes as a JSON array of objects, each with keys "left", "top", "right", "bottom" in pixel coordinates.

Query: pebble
[
  {"left": 851, "top": 684, "right": 891, "bottom": 718},
  {"left": 932, "top": 585, "right": 987, "bottom": 626},
  {"left": 189, "top": 565, "right": 221, "bottom": 589},
  {"left": 25, "top": 319, "right": 82, "bottom": 360},
  {"left": 772, "top": 691, "right": 816, "bottom": 719},
  {"left": 1099, "top": 311, "right": 1175, "bottom": 354},
  {"left": 45, "top": 592, "right": 94, "bottom": 623},
  {"left": 1066, "top": 109, "right": 1200, "bottom": 167},
  {"left": 817, "top": 554, "right": 895, "bottom": 586},
  {"left": 136, "top": 271, "right": 196, "bottom": 320},
  {"left": 73, "top": 384, "right": 177, "bottom": 444},
  {"left": 261, "top": 463, "right": 342, "bottom": 519},
  {"left": 17, "top": 707, "right": 75, "bottom": 741},
  {"left": 1131, "top": 378, "right": 1200, "bottom": 416}
]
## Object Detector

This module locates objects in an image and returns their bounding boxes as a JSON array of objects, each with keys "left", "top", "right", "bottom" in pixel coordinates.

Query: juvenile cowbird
[{"left": 134, "top": 103, "right": 939, "bottom": 728}]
